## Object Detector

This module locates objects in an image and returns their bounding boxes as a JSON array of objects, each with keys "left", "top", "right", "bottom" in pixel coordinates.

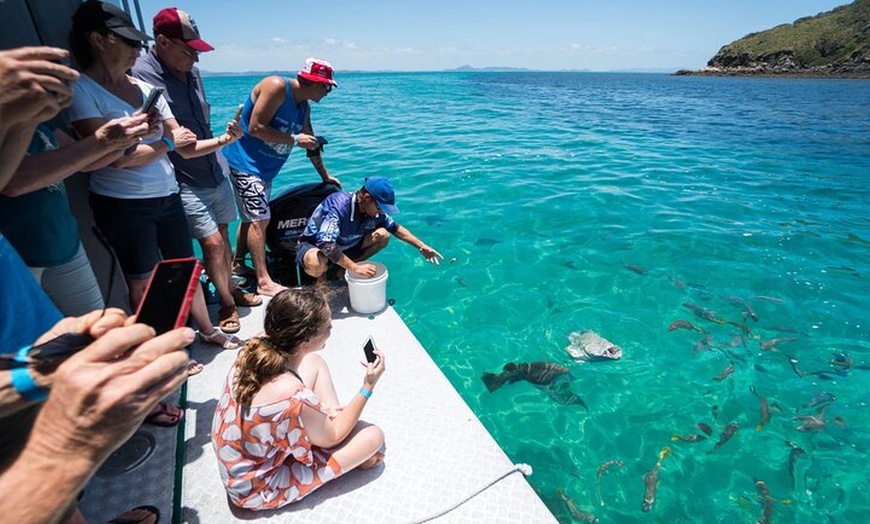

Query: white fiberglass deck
[{"left": 81, "top": 286, "right": 556, "bottom": 523}]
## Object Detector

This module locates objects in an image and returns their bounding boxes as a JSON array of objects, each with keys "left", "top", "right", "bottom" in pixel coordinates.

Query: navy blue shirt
[
  {"left": 299, "top": 191, "right": 398, "bottom": 251},
  {"left": 132, "top": 49, "right": 228, "bottom": 188}
]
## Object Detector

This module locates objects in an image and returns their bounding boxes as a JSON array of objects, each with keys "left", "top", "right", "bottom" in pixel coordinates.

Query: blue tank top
[{"left": 222, "top": 78, "right": 309, "bottom": 183}]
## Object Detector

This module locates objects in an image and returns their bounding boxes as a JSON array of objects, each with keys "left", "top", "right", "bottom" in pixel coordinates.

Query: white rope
[{"left": 407, "top": 463, "right": 534, "bottom": 524}]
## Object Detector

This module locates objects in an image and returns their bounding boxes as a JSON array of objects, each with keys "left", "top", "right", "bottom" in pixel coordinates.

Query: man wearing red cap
[
  {"left": 223, "top": 57, "right": 340, "bottom": 297},
  {"left": 132, "top": 8, "right": 259, "bottom": 335}
]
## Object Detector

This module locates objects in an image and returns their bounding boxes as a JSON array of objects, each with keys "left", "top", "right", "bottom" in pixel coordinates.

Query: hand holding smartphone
[
  {"left": 135, "top": 258, "right": 203, "bottom": 334},
  {"left": 139, "top": 87, "right": 162, "bottom": 115},
  {"left": 123, "top": 88, "right": 163, "bottom": 156},
  {"left": 363, "top": 336, "right": 378, "bottom": 364}
]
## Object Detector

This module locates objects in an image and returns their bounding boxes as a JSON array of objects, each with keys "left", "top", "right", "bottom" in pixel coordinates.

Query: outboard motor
[{"left": 266, "top": 181, "right": 340, "bottom": 286}]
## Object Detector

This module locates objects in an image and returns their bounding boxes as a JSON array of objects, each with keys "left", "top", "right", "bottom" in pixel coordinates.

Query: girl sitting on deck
[{"left": 212, "top": 287, "right": 386, "bottom": 510}]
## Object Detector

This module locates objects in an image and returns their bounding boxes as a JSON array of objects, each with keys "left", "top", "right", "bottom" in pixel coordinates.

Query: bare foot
[
  {"left": 359, "top": 450, "right": 385, "bottom": 470},
  {"left": 257, "top": 281, "right": 288, "bottom": 296}
]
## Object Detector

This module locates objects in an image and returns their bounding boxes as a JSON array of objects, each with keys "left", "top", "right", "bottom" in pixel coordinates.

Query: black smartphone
[
  {"left": 135, "top": 258, "right": 203, "bottom": 335},
  {"left": 139, "top": 87, "right": 163, "bottom": 114},
  {"left": 315, "top": 135, "right": 328, "bottom": 146},
  {"left": 363, "top": 336, "right": 377, "bottom": 364},
  {"left": 0, "top": 332, "right": 94, "bottom": 371}
]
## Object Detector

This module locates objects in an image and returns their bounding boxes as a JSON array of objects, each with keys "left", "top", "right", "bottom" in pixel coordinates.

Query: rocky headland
[{"left": 676, "top": 0, "right": 870, "bottom": 78}]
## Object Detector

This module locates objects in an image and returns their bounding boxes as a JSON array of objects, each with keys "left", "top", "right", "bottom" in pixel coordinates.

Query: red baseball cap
[
  {"left": 298, "top": 57, "right": 338, "bottom": 87},
  {"left": 153, "top": 8, "right": 214, "bottom": 52}
]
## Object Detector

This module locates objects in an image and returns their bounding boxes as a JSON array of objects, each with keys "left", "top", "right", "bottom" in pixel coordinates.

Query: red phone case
[{"left": 135, "top": 257, "right": 203, "bottom": 332}]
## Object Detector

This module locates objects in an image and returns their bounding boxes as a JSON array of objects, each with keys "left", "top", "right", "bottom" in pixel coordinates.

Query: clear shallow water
[{"left": 205, "top": 72, "right": 870, "bottom": 523}]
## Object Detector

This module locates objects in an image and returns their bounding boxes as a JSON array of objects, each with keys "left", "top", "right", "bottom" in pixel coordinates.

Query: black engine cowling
[{"left": 265, "top": 181, "right": 340, "bottom": 286}]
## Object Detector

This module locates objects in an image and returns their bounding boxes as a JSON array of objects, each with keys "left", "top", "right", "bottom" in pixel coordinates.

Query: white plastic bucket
[{"left": 345, "top": 261, "right": 389, "bottom": 314}]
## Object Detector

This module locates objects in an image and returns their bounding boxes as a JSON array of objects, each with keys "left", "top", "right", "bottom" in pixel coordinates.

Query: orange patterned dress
[{"left": 211, "top": 366, "right": 343, "bottom": 510}]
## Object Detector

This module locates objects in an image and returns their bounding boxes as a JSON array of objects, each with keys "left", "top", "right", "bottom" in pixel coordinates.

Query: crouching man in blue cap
[{"left": 297, "top": 176, "right": 443, "bottom": 281}]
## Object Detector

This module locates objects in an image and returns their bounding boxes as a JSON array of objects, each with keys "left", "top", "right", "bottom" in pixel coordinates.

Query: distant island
[{"left": 676, "top": 0, "right": 870, "bottom": 78}]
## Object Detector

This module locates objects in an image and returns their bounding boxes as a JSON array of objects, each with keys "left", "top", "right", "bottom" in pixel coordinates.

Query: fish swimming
[
  {"left": 760, "top": 337, "right": 797, "bottom": 351},
  {"left": 708, "top": 422, "right": 738, "bottom": 453},
  {"left": 682, "top": 302, "right": 726, "bottom": 324},
  {"left": 670, "top": 433, "right": 706, "bottom": 443},
  {"left": 693, "top": 334, "right": 713, "bottom": 353},
  {"left": 697, "top": 422, "right": 713, "bottom": 436},
  {"left": 596, "top": 459, "right": 623, "bottom": 507},
  {"left": 565, "top": 330, "right": 622, "bottom": 361},
  {"left": 750, "top": 386, "right": 770, "bottom": 431},
  {"left": 556, "top": 488, "right": 598, "bottom": 523},
  {"left": 725, "top": 295, "right": 759, "bottom": 322},
  {"left": 667, "top": 274, "right": 685, "bottom": 291},
  {"left": 795, "top": 404, "right": 830, "bottom": 431},
  {"left": 481, "top": 361, "right": 570, "bottom": 392},
  {"left": 624, "top": 263, "right": 648, "bottom": 275},
  {"left": 797, "top": 391, "right": 836, "bottom": 412},
  {"left": 667, "top": 319, "right": 702, "bottom": 332},
  {"left": 712, "top": 363, "right": 734, "bottom": 382},
  {"left": 727, "top": 320, "right": 752, "bottom": 336},
  {"left": 754, "top": 478, "right": 774, "bottom": 524},
  {"left": 754, "top": 296, "right": 785, "bottom": 304},
  {"left": 787, "top": 356, "right": 805, "bottom": 378},
  {"left": 830, "top": 352, "right": 852, "bottom": 368},
  {"left": 642, "top": 446, "right": 672, "bottom": 512},
  {"left": 473, "top": 237, "right": 500, "bottom": 247},
  {"left": 545, "top": 380, "right": 588, "bottom": 410},
  {"left": 784, "top": 440, "right": 806, "bottom": 488}
]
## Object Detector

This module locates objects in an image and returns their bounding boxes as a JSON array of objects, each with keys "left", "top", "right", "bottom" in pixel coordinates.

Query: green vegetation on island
[{"left": 677, "top": 0, "right": 870, "bottom": 78}]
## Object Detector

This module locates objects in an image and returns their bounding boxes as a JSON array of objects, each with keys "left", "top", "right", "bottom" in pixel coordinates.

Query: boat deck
[{"left": 79, "top": 286, "right": 556, "bottom": 523}]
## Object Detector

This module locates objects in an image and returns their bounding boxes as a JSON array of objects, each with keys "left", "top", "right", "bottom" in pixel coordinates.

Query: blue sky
[{"left": 136, "top": 0, "right": 849, "bottom": 72}]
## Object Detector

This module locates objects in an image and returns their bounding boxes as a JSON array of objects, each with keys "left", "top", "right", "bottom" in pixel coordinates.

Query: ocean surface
[{"left": 204, "top": 72, "right": 870, "bottom": 523}]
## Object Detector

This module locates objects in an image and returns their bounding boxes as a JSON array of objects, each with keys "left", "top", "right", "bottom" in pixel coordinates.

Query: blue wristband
[
  {"left": 10, "top": 346, "right": 48, "bottom": 402},
  {"left": 359, "top": 387, "right": 372, "bottom": 399},
  {"left": 161, "top": 136, "right": 175, "bottom": 151}
]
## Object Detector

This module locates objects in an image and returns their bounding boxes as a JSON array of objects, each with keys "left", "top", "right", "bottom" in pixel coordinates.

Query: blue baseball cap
[{"left": 364, "top": 176, "right": 399, "bottom": 214}]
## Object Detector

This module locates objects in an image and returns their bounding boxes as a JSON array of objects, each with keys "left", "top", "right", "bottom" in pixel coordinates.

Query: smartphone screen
[
  {"left": 136, "top": 258, "right": 202, "bottom": 334},
  {"left": 363, "top": 336, "right": 377, "bottom": 363}
]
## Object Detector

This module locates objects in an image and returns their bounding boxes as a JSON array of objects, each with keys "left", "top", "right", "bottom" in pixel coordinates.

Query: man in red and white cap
[
  {"left": 132, "top": 8, "right": 257, "bottom": 336},
  {"left": 222, "top": 58, "right": 340, "bottom": 296}
]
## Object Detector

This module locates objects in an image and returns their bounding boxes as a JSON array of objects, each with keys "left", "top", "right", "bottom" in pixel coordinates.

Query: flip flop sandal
[
  {"left": 107, "top": 505, "right": 160, "bottom": 524},
  {"left": 200, "top": 329, "right": 244, "bottom": 350},
  {"left": 144, "top": 402, "right": 183, "bottom": 427},
  {"left": 232, "top": 287, "right": 263, "bottom": 307},
  {"left": 218, "top": 305, "right": 241, "bottom": 334}
]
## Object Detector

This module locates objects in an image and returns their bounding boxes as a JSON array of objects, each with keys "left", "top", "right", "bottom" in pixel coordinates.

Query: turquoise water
[{"left": 205, "top": 72, "right": 870, "bottom": 523}]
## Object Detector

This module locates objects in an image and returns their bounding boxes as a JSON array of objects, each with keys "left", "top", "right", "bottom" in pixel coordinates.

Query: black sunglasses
[{"left": 106, "top": 32, "right": 148, "bottom": 50}]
